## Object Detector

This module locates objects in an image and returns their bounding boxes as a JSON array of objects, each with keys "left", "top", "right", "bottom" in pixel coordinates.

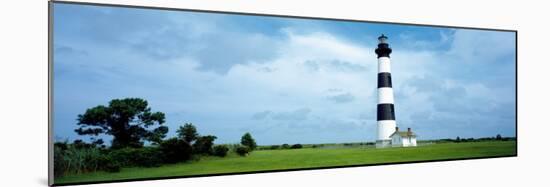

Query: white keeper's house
[{"left": 390, "top": 127, "right": 417, "bottom": 147}]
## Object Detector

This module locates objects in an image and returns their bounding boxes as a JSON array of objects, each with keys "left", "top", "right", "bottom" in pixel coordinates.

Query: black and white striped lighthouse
[{"left": 375, "top": 34, "right": 396, "bottom": 148}]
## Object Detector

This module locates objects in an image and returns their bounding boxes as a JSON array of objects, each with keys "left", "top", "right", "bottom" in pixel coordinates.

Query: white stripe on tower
[
  {"left": 378, "top": 57, "right": 391, "bottom": 73},
  {"left": 375, "top": 34, "right": 396, "bottom": 148},
  {"left": 377, "top": 88, "right": 394, "bottom": 104}
]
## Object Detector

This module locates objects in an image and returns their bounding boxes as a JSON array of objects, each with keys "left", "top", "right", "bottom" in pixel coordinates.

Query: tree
[
  {"left": 193, "top": 135, "right": 217, "bottom": 155},
  {"left": 148, "top": 126, "right": 169, "bottom": 145},
  {"left": 177, "top": 123, "right": 199, "bottom": 143},
  {"left": 75, "top": 98, "right": 167, "bottom": 149},
  {"left": 240, "top": 132, "right": 257, "bottom": 150},
  {"left": 496, "top": 134, "right": 502, "bottom": 140},
  {"left": 456, "top": 136, "right": 461, "bottom": 142}
]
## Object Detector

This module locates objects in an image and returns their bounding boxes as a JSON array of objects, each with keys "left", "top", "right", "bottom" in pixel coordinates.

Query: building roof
[{"left": 390, "top": 131, "right": 417, "bottom": 138}]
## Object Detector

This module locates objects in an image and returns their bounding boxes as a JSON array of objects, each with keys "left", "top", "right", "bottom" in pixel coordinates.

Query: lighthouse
[{"left": 375, "top": 34, "right": 396, "bottom": 148}]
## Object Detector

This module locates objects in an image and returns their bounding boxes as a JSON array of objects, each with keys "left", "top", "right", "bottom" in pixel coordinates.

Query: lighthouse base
[{"left": 375, "top": 139, "right": 392, "bottom": 148}]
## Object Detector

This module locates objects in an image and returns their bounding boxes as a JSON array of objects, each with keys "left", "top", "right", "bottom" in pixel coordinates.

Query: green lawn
[{"left": 55, "top": 141, "right": 516, "bottom": 185}]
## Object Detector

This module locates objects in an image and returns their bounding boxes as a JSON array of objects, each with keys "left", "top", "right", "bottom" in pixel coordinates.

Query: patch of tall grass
[{"left": 54, "top": 142, "right": 110, "bottom": 178}]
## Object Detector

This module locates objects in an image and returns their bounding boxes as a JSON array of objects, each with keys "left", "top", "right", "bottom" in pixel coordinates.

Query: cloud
[
  {"left": 447, "top": 29, "right": 515, "bottom": 63},
  {"left": 252, "top": 108, "right": 312, "bottom": 121},
  {"left": 327, "top": 92, "right": 355, "bottom": 103},
  {"left": 272, "top": 108, "right": 312, "bottom": 121},
  {"left": 251, "top": 111, "right": 272, "bottom": 120}
]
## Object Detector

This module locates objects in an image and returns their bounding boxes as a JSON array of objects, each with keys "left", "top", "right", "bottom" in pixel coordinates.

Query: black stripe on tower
[
  {"left": 377, "top": 104, "right": 395, "bottom": 121},
  {"left": 375, "top": 43, "right": 392, "bottom": 58},
  {"left": 377, "top": 72, "right": 392, "bottom": 88}
]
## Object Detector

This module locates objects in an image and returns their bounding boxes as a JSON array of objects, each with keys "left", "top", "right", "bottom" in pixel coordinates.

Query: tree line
[{"left": 425, "top": 135, "right": 516, "bottom": 143}]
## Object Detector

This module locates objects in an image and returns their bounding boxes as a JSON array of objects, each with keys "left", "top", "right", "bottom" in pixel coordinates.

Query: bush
[
  {"left": 213, "top": 145, "right": 229, "bottom": 157},
  {"left": 290, "top": 144, "right": 303, "bottom": 149},
  {"left": 235, "top": 146, "right": 250, "bottom": 156},
  {"left": 109, "top": 147, "right": 163, "bottom": 168},
  {"left": 133, "top": 147, "right": 164, "bottom": 167},
  {"left": 100, "top": 156, "right": 121, "bottom": 173},
  {"left": 226, "top": 144, "right": 242, "bottom": 152},
  {"left": 193, "top": 135, "right": 217, "bottom": 155},
  {"left": 104, "top": 163, "right": 121, "bottom": 173},
  {"left": 108, "top": 147, "right": 135, "bottom": 166},
  {"left": 270, "top": 145, "right": 280, "bottom": 150},
  {"left": 160, "top": 138, "right": 193, "bottom": 163},
  {"left": 281, "top": 144, "right": 290, "bottom": 149}
]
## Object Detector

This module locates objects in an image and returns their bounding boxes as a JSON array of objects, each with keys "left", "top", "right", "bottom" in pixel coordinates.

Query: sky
[{"left": 52, "top": 3, "right": 516, "bottom": 145}]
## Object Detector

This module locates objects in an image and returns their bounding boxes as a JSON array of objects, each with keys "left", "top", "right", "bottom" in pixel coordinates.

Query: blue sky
[{"left": 53, "top": 3, "right": 516, "bottom": 145}]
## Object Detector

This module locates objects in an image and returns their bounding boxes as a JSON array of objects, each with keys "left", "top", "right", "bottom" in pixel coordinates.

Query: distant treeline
[
  {"left": 423, "top": 135, "right": 516, "bottom": 143},
  {"left": 256, "top": 142, "right": 376, "bottom": 150},
  {"left": 256, "top": 135, "right": 516, "bottom": 150}
]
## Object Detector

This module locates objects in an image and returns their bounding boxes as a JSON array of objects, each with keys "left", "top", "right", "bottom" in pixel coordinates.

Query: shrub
[
  {"left": 213, "top": 145, "right": 229, "bottom": 157},
  {"left": 100, "top": 156, "right": 121, "bottom": 173},
  {"left": 104, "top": 163, "right": 121, "bottom": 173},
  {"left": 160, "top": 138, "right": 193, "bottom": 163},
  {"left": 193, "top": 135, "right": 217, "bottom": 155},
  {"left": 133, "top": 147, "right": 164, "bottom": 167},
  {"left": 290, "top": 144, "right": 303, "bottom": 149},
  {"left": 226, "top": 144, "right": 242, "bottom": 152},
  {"left": 109, "top": 147, "right": 164, "bottom": 167},
  {"left": 270, "top": 145, "right": 280, "bottom": 150},
  {"left": 235, "top": 146, "right": 250, "bottom": 156},
  {"left": 108, "top": 147, "right": 135, "bottom": 167},
  {"left": 281, "top": 144, "right": 290, "bottom": 149}
]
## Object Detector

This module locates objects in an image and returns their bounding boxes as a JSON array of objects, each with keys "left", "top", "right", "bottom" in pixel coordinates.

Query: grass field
[{"left": 55, "top": 141, "right": 516, "bottom": 185}]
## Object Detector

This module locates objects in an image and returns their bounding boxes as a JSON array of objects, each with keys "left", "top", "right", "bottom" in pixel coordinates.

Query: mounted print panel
[{"left": 49, "top": 1, "right": 517, "bottom": 186}]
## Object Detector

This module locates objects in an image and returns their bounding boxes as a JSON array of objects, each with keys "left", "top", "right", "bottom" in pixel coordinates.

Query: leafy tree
[
  {"left": 456, "top": 136, "right": 461, "bottom": 142},
  {"left": 193, "top": 135, "right": 217, "bottom": 155},
  {"left": 148, "top": 126, "right": 169, "bottom": 145},
  {"left": 177, "top": 123, "right": 199, "bottom": 143},
  {"left": 91, "top": 138, "right": 105, "bottom": 147},
  {"left": 496, "top": 134, "right": 502, "bottom": 140},
  {"left": 75, "top": 98, "right": 167, "bottom": 149},
  {"left": 240, "top": 132, "right": 257, "bottom": 150}
]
